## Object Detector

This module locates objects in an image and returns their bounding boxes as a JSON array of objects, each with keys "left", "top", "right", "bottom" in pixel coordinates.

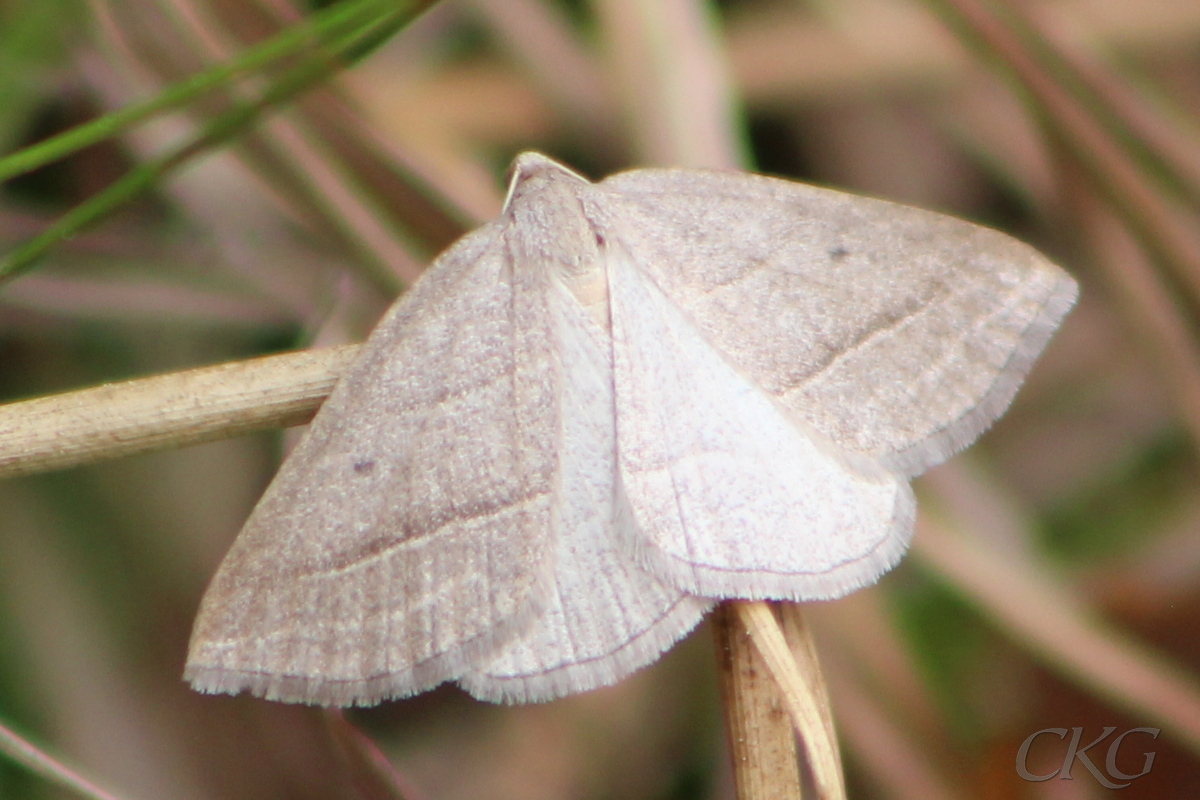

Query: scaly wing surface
[
  {"left": 461, "top": 281, "right": 712, "bottom": 702},
  {"left": 186, "top": 226, "right": 559, "bottom": 705},
  {"left": 601, "top": 168, "right": 1077, "bottom": 476},
  {"left": 608, "top": 246, "right": 915, "bottom": 601}
]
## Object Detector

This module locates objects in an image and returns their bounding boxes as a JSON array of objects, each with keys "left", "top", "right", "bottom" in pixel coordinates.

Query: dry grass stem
[
  {"left": 736, "top": 601, "right": 847, "bottom": 800},
  {"left": 323, "top": 710, "right": 428, "bottom": 800},
  {"left": 932, "top": 0, "right": 1200, "bottom": 310},
  {"left": 0, "top": 345, "right": 359, "bottom": 479},
  {"left": 777, "top": 604, "right": 843, "bottom": 780},
  {"left": 712, "top": 602, "right": 803, "bottom": 800}
]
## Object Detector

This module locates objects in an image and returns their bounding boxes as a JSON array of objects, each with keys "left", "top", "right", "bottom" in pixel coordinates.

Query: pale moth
[{"left": 186, "top": 152, "right": 1077, "bottom": 706}]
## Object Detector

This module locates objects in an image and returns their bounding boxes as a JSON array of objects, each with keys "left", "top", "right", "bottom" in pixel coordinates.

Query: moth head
[
  {"left": 502, "top": 152, "right": 590, "bottom": 214},
  {"left": 502, "top": 152, "right": 606, "bottom": 275}
]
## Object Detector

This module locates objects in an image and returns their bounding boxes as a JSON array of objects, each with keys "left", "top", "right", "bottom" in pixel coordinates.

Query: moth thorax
[
  {"left": 561, "top": 256, "right": 610, "bottom": 332},
  {"left": 507, "top": 199, "right": 609, "bottom": 330},
  {"left": 507, "top": 181, "right": 603, "bottom": 268}
]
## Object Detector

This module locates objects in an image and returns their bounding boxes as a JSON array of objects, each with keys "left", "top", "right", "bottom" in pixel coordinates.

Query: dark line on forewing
[
  {"left": 780, "top": 291, "right": 941, "bottom": 395},
  {"left": 387, "top": 361, "right": 514, "bottom": 416},
  {"left": 690, "top": 252, "right": 776, "bottom": 292},
  {"left": 885, "top": 281, "right": 1046, "bottom": 457},
  {"left": 304, "top": 492, "right": 547, "bottom": 577},
  {"left": 901, "top": 284, "right": 1025, "bottom": 402}
]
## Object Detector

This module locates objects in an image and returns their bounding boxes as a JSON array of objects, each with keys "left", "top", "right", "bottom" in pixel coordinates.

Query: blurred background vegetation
[{"left": 2, "top": 0, "right": 1200, "bottom": 798}]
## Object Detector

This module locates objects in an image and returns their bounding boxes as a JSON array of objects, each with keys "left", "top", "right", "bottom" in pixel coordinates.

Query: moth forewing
[
  {"left": 600, "top": 167, "right": 1079, "bottom": 475},
  {"left": 186, "top": 222, "right": 561, "bottom": 706}
]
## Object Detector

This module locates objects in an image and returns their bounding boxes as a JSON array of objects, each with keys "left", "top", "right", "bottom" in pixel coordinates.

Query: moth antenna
[{"left": 503, "top": 152, "right": 590, "bottom": 214}]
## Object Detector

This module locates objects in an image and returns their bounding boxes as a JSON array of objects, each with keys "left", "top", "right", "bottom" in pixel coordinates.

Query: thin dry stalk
[
  {"left": 712, "top": 602, "right": 803, "bottom": 800},
  {"left": 0, "top": 717, "right": 134, "bottom": 800},
  {"left": 0, "top": 345, "right": 358, "bottom": 479},
  {"left": 1068, "top": 182, "right": 1200, "bottom": 450},
  {"left": 777, "top": 604, "right": 842, "bottom": 781},
  {"left": 930, "top": 0, "right": 1200, "bottom": 311},
  {"left": 736, "top": 601, "right": 847, "bottom": 800},
  {"left": 322, "top": 710, "right": 429, "bottom": 800}
]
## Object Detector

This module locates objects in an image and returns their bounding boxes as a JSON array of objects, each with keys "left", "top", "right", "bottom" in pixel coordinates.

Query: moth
[{"left": 186, "top": 152, "right": 1077, "bottom": 706}]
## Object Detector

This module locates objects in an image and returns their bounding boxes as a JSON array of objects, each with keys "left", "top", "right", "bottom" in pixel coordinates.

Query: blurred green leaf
[
  {"left": 0, "top": 0, "right": 82, "bottom": 155},
  {"left": 1041, "top": 431, "right": 1197, "bottom": 563},
  {"left": 890, "top": 570, "right": 994, "bottom": 746}
]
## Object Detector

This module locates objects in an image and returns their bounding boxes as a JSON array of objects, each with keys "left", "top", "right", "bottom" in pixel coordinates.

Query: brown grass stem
[
  {"left": 322, "top": 710, "right": 429, "bottom": 800},
  {"left": 712, "top": 602, "right": 803, "bottom": 800},
  {"left": 0, "top": 345, "right": 359, "bottom": 480},
  {"left": 736, "top": 601, "right": 847, "bottom": 800},
  {"left": 928, "top": 0, "right": 1200, "bottom": 313}
]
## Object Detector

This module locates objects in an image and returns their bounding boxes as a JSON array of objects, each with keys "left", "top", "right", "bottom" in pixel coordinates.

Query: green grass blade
[
  {"left": 0, "top": 1, "right": 429, "bottom": 285},
  {"left": 0, "top": 0, "right": 391, "bottom": 183}
]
